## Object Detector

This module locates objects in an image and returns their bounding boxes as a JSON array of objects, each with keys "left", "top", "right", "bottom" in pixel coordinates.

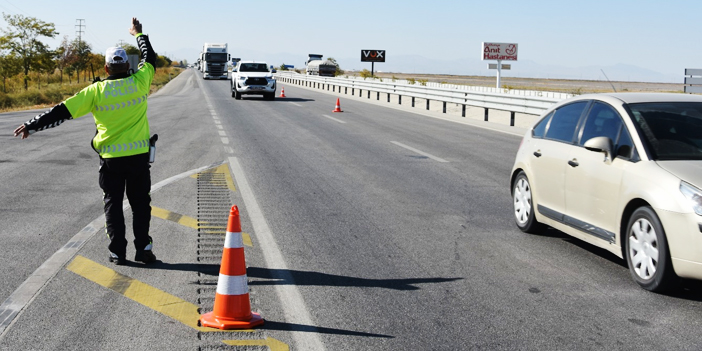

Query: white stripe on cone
[
  {"left": 216, "top": 274, "right": 249, "bottom": 296},
  {"left": 224, "top": 231, "right": 244, "bottom": 249}
]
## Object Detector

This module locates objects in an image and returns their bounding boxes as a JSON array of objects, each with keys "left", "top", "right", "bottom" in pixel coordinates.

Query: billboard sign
[
  {"left": 482, "top": 42, "right": 518, "bottom": 61},
  {"left": 361, "top": 50, "right": 386, "bottom": 62}
]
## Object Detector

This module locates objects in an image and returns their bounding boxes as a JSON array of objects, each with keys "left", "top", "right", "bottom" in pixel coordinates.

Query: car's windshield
[
  {"left": 205, "top": 53, "right": 227, "bottom": 62},
  {"left": 628, "top": 102, "right": 702, "bottom": 160},
  {"left": 239, "top": 63, "right": 269, "bottom": 72}
]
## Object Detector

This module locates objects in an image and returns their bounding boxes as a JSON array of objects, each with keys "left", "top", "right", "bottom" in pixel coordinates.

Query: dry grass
[
  {"left": 0, "top": 67, "right": 184, "bottom": 113},
  {"left": 344, "top": 71, "right": 683, "bottom": 95}
]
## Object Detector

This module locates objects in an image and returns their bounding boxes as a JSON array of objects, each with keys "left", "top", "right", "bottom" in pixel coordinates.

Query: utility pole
[{"left": 76, "top": 19, "right": 85, "bottom": 82}]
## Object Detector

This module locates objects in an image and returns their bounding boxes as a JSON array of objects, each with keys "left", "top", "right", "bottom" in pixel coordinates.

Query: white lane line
[
  {"left": 390, "top": 141, "right": 449, "bottom": 163},
  {"left": 0, "top": 161, "right": 226, "bottom": 339},
  {"left": 218, "top": 131, "right": 227, "bottom": 137},
  {"left": 321, "top": 114, "right": 346, "bottom": 124},
  {"left": 221, "top": 137, "right": 229, "bottom": 145},
  {"left": 289, "top": 102, "right": 302, "bottom": 107},
  {"left": 224, "top": 146, "right": 234, "bottom": 154},
  {"left": 228, "top": 157, "right": 325, "bottom": 351}
]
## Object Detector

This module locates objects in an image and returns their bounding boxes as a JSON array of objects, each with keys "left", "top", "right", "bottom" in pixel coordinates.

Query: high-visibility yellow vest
[{"left": 64, "top": 62, "right": 155, "bottom": 158}]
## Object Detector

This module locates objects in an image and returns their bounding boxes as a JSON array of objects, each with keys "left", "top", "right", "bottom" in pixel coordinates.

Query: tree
[
  {"left": 0, "top": 13, "right": 58, "bottom": 90},
  {"left": 155, "top": 54, "right": 171, "bottom": 68},
  {"left": 55, "top": 35, "right": 75, "bottom": 84},
  {"left": 278, "top": 63, "right": 289, "bottom": 71},
  {"left": 120, "top": 43, "right": 139, "bottom": 55},
  {"left": 326, "top": 57, "right": 344, "bottom": 76},
  {"left": 36, "top": 49, "right": 56, "bottom": 88},
  {"left": 0, "top": 51, "right": 22, "bottom": 92},
  {"left": 71, "top": 39, "right": 91, "bottom": 82}
]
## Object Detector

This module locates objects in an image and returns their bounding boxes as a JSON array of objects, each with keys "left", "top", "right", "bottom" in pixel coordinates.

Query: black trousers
[{"left": 99, "top": 153, "right": 152, "bottom": 257}]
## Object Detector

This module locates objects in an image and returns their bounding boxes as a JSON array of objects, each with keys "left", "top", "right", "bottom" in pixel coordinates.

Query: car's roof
[
  {"left": 571, "top": 93, "right": 702, "bottom": 104},
  {"left": 238, "top": 60, "right": 267, "bottom": 64}
]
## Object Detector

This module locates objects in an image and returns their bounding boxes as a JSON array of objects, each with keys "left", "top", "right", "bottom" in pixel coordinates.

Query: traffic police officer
[{"left": 14, "top": 18, "right": 158, "bottom": 265}]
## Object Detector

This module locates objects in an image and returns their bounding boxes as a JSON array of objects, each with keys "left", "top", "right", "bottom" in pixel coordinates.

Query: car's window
[
  {"left": 532, "top": 111, "right": 553, "bottom": 138},
  {"left": 544, "top": 101, "right": 588, "bottom": 143},
  {"left": 579, "top": 102, "right": 623, "bottom": 145},
  {"left": 628, "top": 102, "right": 702, "bottom": 160},
  {"left": 616, "top": 127, "right": 635, "bottom": 159}
]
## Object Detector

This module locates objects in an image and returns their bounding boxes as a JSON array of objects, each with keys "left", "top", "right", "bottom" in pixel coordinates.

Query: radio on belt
[{"left": 149, "top": 134, "right": 158, "bottom": 163}]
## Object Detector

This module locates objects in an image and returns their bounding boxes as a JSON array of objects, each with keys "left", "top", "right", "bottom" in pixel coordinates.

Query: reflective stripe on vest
[
  {"left": 99, "top": 139, "right": 149, "bottom": 154},
  {"left": 96, "top": 94, "right": 148, "bottom": 112}
]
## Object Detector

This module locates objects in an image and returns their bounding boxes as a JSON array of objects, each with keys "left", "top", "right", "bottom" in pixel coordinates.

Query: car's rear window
[{"left": 628, "top": 102, "right": 702, "bottom": 160}]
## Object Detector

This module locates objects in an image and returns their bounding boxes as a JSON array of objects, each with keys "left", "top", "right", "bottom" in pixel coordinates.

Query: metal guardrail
[{"left": 275, "top": 72, "right": 572, "bottom": 122}]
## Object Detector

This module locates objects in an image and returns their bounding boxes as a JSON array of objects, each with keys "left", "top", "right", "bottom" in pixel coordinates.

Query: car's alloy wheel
[
  {"left": 512, "top": 171, "right": 545, "bottom": 233},
  {"left": 626, "top": 207, "right": 677, "bottom": 292}
]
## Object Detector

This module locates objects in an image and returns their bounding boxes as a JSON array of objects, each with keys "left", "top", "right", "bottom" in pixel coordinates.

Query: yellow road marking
[
  {"left": 151, "top": 207, "right": 199, "bottom": 229},
  {"left": 151, "top": 207, "right": 252, "bottom": 247},
  {"left": 223, "top": 337, "right": 289, "bottom": 350},
  {"left": 66, "top": 255, "right": 255, "bottom": 333},
  {"left": 190, "top": 163, "right": 236, "bottom": 191}
]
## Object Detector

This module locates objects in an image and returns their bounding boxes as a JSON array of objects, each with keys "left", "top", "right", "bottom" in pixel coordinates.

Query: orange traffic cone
[
  {"left": 279, "top": 87, "right": 286, "bottom": 98},
  {"left": 333, "top": 98, "right": 343, "bottom": 112},
  {"left": 200, "top": 205, "right": 264, "bottom": 330}
]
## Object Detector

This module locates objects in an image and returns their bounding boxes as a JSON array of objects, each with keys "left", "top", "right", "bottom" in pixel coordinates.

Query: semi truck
[
  {"left": 305, "top": 54, "right": 336, "bottom": 76},
  {"left": 200, "top": 43, "right": 229, "bottom": 79}
]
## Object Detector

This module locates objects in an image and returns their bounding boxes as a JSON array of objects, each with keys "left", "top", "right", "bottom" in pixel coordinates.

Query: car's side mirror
[{"left": 584, "top": 136, "right": 614, "bottom": 161}]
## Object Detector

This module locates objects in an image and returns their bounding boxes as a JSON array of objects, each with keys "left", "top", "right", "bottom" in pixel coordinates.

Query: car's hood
[
  {"left": 237, "top": 72, "right": 272, "bottom": 78},
  {"left": 657, "top": 160, "right": 702, "bottom": 189}
]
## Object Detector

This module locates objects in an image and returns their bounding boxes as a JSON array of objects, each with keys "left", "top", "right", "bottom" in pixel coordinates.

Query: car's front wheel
[
  {"left": 512, "top": 171, "right": 546, "bottom": 233},
  {"left": 234, "top": 89, "right": 241, "bottom": 100},
  {"left": 625, "top": 206, "right": 678, "bottom": 292}
]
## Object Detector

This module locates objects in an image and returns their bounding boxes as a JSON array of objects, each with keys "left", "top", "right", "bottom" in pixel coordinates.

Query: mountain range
[{"left": 170, "top": 48, "right": 681, "bottom": 84}]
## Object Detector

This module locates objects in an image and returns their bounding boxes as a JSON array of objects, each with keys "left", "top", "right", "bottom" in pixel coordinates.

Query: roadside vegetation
[{"left": 0, "top": 13, "right": 182, "bottom": 112}]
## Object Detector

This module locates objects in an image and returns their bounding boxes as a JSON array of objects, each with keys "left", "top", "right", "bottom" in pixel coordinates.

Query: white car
[
  {"left": 230, "top": 61, "right": 276, "bottom": 100},
  {"left": 510, "top": 93, "right": 702, "bottom": 292}
]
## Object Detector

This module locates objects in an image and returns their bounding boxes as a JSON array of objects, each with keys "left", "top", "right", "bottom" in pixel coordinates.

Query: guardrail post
[
  {"left": 426, "top": 100, "right": 430, "bottom": 110},
  {"left": 462, "top": 104, "right": 466, "bottom": 117},
  {"left": 412, "top": 97, "right": 415, "bottom": 107},
  {"left": 367, "top": 91, "right": 370, "bottom": 99},
  {"left": 359, "top": 89, "right": 362, "bottom": 97},
  {"left": 510, "top": 111, "right": 515, "bottom": 126},
  {"left": 443, "top": 102, "right": 446, "bottom": 113},
  {"left": 484, "top": 108, "right": 489, "bottom": 121},
  {"left": 399, "top": 95, "right": 402, "bottom": 105},
  {"left": 387, "top": 93, "right": 390, "bottom": 103},
  {"left": 352, "top": 88, "right": 355, "bottom": 95},
  {"left": 377, "top": 92, "right": 380, "bottom": 100},
  {"left": 345, "top": 87, "right": 347, "bottom": 94}
]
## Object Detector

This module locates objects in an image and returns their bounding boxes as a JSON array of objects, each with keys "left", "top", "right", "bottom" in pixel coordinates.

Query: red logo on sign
[{"left": 505, "top": 44, "right": 516, "bottom": 55}]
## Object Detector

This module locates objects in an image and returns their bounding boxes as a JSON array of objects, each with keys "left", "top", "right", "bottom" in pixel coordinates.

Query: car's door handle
[
  {"left": 568, "top": 159, "right": 579, "bottom": 167},
  {"left": 533, "top": 151, "right": 542, "bottom": 157}
]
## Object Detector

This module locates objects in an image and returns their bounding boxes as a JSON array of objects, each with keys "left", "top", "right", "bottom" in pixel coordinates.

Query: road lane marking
[
  {"left": 390, "top": 141, "right": 449, "bottom": 163},
  {"left": 289, "top": 102, "right": 302, "bottom": 107},
  {"left": 229, "top": 157, "right": 325, "bottom": 351},
  {"left": 66, "top": 255, "right": 244, "bottom": 333},
  {"left": 0, "top": 161, "right": 225, "bottom": 339},
  {"left": 223, "top": 337, "right": 289, "bottom": 350},
  {"left": 321, "top": 114, "right": 346, "bottom": 124}
]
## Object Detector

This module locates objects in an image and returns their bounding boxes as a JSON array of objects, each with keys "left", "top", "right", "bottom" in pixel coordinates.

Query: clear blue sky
[{"left": 1, "top": 0, "right": 699, "bottom": 80}]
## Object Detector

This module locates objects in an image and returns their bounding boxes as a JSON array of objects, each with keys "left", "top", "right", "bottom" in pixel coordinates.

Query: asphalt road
[{"left": 0, "top": 68, "right": 701, "bottom": 350}]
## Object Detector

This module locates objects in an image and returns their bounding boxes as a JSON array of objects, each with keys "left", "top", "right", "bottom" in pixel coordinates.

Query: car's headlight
[
  {"left": 680, "top": 181, "right": 702, "bottom": 215},
  {"left": 238, "top": 76, "right": 247, "bottom": 80}
]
